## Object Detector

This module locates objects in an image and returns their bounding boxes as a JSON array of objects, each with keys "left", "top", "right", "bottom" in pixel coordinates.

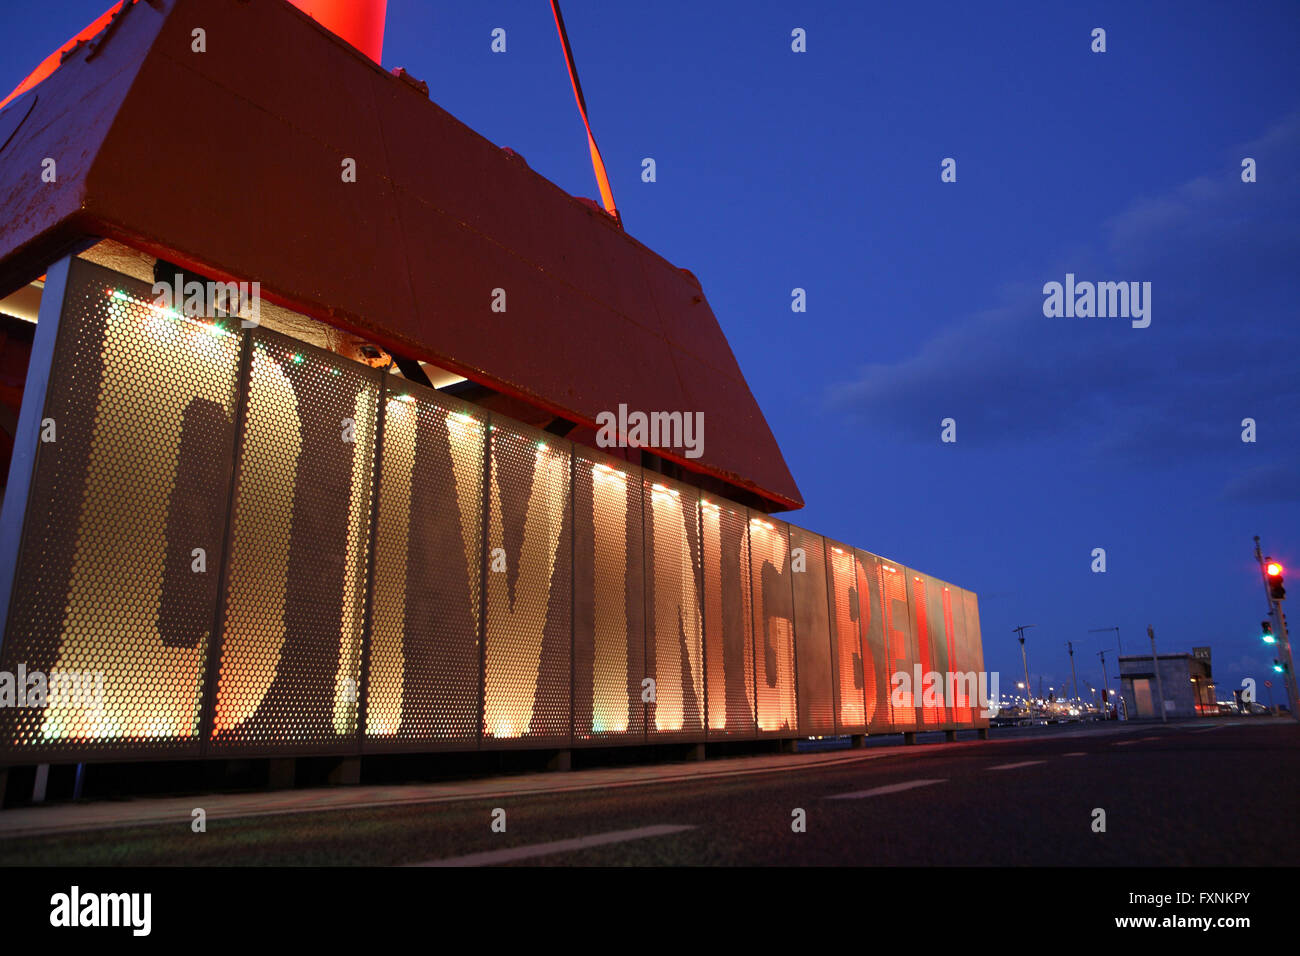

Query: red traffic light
[{"left": 1266, "top": 560, "right": 1286, "bottom": 600}]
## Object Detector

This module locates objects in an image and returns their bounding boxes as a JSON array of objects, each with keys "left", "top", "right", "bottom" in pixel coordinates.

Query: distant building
[{"left": 1118, "top": 649, "right": 1215, "bottom": 719}]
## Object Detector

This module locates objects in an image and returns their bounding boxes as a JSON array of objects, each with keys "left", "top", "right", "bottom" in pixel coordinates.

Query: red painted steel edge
[{"left": 0, "top": 0, "right": 803, "bottom": 512}]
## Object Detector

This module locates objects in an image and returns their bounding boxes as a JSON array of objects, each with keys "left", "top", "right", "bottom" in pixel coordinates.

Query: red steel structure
[
  {"left": 0, "top": 0, "right": 986, "bottom": 769},
  {"left": 0, "top": 0, "right": 801, "bottom": 512}
]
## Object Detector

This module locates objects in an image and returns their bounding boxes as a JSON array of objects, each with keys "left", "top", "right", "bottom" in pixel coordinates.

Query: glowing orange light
[
  {"left": 290, "top": 0, "right": 387, "bottom": 61},
  {"left": 1267, "top": 562, "right": 1284, "bottom": 577}
]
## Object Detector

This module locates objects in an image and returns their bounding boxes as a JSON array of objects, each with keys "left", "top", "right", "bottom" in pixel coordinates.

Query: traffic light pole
[{"left": 1255, "top": 537, "right": 1300, "bottom": 721}]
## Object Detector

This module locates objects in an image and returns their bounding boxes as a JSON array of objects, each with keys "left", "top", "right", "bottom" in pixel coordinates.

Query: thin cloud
[{"left": 827, "top": 113, "right": 1300, "bottom": 490}]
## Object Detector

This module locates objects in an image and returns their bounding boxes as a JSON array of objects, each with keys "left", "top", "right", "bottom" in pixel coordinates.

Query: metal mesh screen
[
  {"left": 573, "top": 448, "right": 644, "bottom": 743},
  {"left": 750, "top": 514, "right": 797, "bottom": 734},
  {"left": 365, "top": 385, "right": 484, "bottom": 750},
  {"left": 208, "top": 329, "right": 379, "bottom": 754},
  {"left": 483, "top": 423, "right": 571, "bottom": 746},
  {"left": 701, "top": 497, "right": 755, "bottom": 736},
  {"left": 907, "top": 570, "right": 943, "bottom": 726},
  {"left": 0, "top": 259, "right": 241, "bottom": 758},
  {"left": 854, "top": 550, "right": 890, "bottom": 731},
  {"left": 791, "top": 527, "right": 835, "bottom": 736},
  {"left": 931, "top": 575, "right": 958, "bottom": 726},
  {"left": 944, "top": 584, "right": 974, "bottom": 725},
  {"left": 875, "top": 556, "right": 917, "bottom": 730},
  {"left": 0, "top": 258, "right": 988, "bottom": 763},
  {"left": 961, "top": 589, "right": 988, "bottom": 727},
  {"left": 644, "top": 474, "right": 703, "bottom": 737},
  {"left": 826, "top": 539, "right": 865, "bottom": 733}
]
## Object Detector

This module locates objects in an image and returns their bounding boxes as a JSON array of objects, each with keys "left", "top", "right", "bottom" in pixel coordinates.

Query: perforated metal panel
[
  {"left": 644, "top": 474, "right": 703, "bottom": 738},
  {"left": 0, "top": 258, "right": 241, "bottom": 759},
  {"left": 701, "top": 497, "right": 755, "bottom": 736},
  {"left": 0, "top": 258, "right": 989, "bottom": 764},
  {"left": 483, "top": 422, "right": 571, "bottom": 746},
  {"left": 906, "top": 569, "right": 943, "bottom": 727},
  {"left": 931, "top": 576, "right": 958, "bottom": 726},
  {"left": 826, "top": 538, "right": 865, "bottom": 733},
  {"left": 365, "top": 384, "right": 484, "bottom": 750},
  {"left": 854, "top": 550, "right": 890, "bottom": 731},
  {"left": 961, "top": 589, "right": 989, "bottom": 728},
  {"left": 209, "top": 328, "right": 379, "bottom": 754},
  {"left": 922, "top": 570, "right": 969, "bottom": 727},
  {"left": 791, "top": 527, "right": 835, "bottom": 736},
  {"left": 945, "top": 585, "right": 975, "bottom": 725},
  {"left": 573, "top": 448, "right": 644, "bottom": 743},
  {"left": 874, "top": 555, "right": 917, "bottom": 731},
  {"left": 750, "top": 514, "right": 796, "bottom": 734}
]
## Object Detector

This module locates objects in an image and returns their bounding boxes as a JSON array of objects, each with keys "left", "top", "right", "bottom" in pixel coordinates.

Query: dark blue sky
[{"left": 5, "top": 1, "right": 1298, "bottom": 705}]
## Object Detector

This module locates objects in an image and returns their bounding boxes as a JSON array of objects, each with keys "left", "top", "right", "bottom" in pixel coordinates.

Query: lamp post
[
  {"left": 1013, "top": 625, "right": 1035, "bottom": 714},
  {"left": 1067, "top": 641, "right": 1079, "bottom": 703},
  {"left": 1098, "top": 650, "right": 1112, "bottom": 720},
  {"left": 1089, "top": 627, "right": 1127, "bottom": 719}
]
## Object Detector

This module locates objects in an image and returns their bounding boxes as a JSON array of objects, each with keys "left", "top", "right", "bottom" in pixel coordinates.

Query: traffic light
[
  {"left": 1273, "top": 660, "right": 1285, "bottom": 674},
  {"left": 1262, "top": 621, "right": 1276, "bottom": 644},
  {"left": 1266, "top": 561, "right": 1286, "bottom": 601}
]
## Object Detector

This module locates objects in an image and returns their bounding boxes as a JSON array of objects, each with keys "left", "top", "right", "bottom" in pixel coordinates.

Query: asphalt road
[{"left": 1, "top": 719, "right": 1295, "bottom": 866}]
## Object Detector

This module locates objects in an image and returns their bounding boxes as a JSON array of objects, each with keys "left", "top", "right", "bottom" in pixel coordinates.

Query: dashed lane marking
[
  {"left": 408, "top": 825, "right": 696, "bottom": 867},
  {"left": 826, "top": 779, "right": 948, "bottom": 800}
]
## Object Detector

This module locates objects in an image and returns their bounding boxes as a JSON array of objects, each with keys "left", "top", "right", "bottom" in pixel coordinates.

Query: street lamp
[
  {"left": 1089, "top": 625, "right": 1124, "bottom": 655},
  {"left": 1089, "top": 627, "right": 1127, "bottom": 719},
  {"left": 1013, "top": 625, "right": 1036, "bottom": 714}
]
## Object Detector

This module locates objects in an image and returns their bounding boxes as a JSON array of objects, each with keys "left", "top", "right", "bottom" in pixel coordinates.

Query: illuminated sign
[{"left": 0, "top": 258, "right": 986, "bottom": 761}]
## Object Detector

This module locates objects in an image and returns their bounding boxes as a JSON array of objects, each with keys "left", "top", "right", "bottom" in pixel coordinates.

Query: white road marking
[
  {"left": 826, "top": 779, "right": 947, "bottom": 800},
  {"left": 1062, "top": 752, "right": 1087, "bottom": 757},
  {"left": 1114, "top": 740, "right": 1138, "bottom": 746},
  {"left": 988, "top": 760, "right": 1046, "bottom": 770},
  {"left": 408, "top": 824, "right": 695, "bottom": 867}
]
